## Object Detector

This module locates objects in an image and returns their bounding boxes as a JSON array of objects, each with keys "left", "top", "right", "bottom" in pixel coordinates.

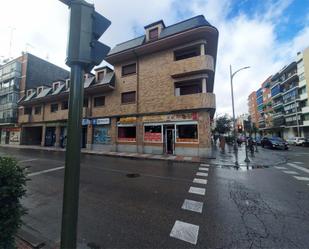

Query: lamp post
[{"left": 230, "top": 65, "right": 250, "bottom": 166}]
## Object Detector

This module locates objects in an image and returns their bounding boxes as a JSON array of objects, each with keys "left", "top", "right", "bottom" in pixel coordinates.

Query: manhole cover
[{"left": 126, "top": 173, "right": 140, "bottom": 178}]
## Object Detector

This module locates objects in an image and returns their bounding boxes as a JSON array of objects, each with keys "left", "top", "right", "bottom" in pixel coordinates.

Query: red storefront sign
[{"left": 144, "top": 132, "right": 161, "bottom": 142}]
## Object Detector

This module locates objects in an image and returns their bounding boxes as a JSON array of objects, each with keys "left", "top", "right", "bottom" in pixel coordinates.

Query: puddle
[
  {"left": 126, "top": 173, "right": 141, "bottom": 178},
  {"left": 216, "top": 164, "right": 269, "bottom": 171}
]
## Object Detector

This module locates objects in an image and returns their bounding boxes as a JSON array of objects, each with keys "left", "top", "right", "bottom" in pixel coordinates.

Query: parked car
[
  {"left": 261, "top": 137, "right": 289, "bottom": 150},
  {"left": 302, "top": 138, "right": 309, "bottom": 147},
  {"left": 286, "top": 137, "right": 306, "bottom": 145}
]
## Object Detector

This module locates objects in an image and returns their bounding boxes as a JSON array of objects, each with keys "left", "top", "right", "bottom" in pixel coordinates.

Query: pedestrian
[{"left": 219, "top": 135, "right": 226, "bottom": 153}]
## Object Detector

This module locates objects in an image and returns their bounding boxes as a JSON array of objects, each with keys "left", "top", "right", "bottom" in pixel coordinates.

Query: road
[{"left": 1, "top": 146, "right": 309, "bottom": 249}]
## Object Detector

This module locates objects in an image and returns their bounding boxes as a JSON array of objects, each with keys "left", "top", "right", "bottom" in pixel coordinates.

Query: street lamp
[{"left": 230, "top": 65, "right": 250, "bottom": 166}]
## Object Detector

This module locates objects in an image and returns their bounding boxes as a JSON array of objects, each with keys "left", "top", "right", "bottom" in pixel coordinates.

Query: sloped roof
[
  {"left": 24, "top": 91, "right": 36, "bottom": 101},
  {"left": 108, "top": 15, "right": 214, "bottom": 56},
  {"left": 52, "top": 84, "right": 65, "bottom": 95},
  {"left": 36, "top": 87, "right": 52, "bottom": 98},
  {"left": 97, "top": 72, "right": 114, "bottom": 85},
  {"left": 84, "top": 76, "right": 95, "bottom": 88}
]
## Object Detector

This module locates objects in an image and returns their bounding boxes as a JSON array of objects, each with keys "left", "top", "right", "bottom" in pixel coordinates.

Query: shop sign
[
  {"left": 144, "top": 132, "right": 161, "bottom": 142},
  {"left": 82, "top": 119, "right": 91, "bottom": 126},
  {"left": 143, "top": 112, "right": 198, "bottom": 123},
  {"left": 119, "top": 117, "right": 136, "bottom": 124},
  {"left": 93, "top": 118, "right": 110, "bottom": 125}
]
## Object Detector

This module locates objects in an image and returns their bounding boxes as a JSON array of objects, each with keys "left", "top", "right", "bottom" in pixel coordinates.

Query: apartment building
[
  {"left": 0, "top": 53, "right": 69, "bottom": 145},
  {"left": 250, "top": 47, "right": 309, "bottom": 139},
  {"left": 18, "top": 15, "right": 219, "bottom": 157},
  {"left": 248, "top": 91, "right": 259, "bottom": 128}
]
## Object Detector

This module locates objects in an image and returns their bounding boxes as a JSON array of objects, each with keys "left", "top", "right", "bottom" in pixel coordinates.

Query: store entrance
[{"left": 164, "top": 125, "right": 175, "bottom": 155}]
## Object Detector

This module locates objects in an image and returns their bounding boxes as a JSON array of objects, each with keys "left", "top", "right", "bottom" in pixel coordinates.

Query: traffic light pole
[{"left": 61, "top": 64, "right": 84, "bottom": 249}]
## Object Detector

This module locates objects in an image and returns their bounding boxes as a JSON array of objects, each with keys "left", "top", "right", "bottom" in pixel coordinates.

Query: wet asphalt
[{"left": 0, "top": 146, "right": 309, "bottom": 249}]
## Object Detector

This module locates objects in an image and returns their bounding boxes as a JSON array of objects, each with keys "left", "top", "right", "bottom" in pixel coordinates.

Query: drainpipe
[{"left": 133, "top": 50, "right": 143, "bottom": 153}]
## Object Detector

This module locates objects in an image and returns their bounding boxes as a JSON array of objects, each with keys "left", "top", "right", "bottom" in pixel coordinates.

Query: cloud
[{"left": 1, "top": 0, "right": 309, "bottom": 117}]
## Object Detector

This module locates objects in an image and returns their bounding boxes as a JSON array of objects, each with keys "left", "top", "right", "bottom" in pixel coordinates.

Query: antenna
[
  {"left": 8, "top": 26, "right": 16, "bottom": 59},
  {"left": 25, "top": 43, "right": 34, "bottom": 53}
]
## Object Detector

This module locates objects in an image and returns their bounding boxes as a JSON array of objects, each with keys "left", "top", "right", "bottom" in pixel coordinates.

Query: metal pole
[
  {"left": 295, "top": 98, "right": 300, "bottom": 137},
  {"left": 244, "top": 129, "right": 250, "bottom": 163},
  {"left": 60, "top": 64, "right": 84, "bottom": 249},
  {"left": 230, "top": 65, "right": 238, "bottom": 166}
]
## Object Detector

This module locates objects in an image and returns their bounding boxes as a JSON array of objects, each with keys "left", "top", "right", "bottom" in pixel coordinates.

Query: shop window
[
  {"left": 175, "top": 80, "right": 202, "bottom": 96},
  {"left": 93, "top": 126, "right": 111, "bottom": 144},
  {"left": 24, "top": 107, "right": 32, "bottom": 115},
  {"left": 122, "top": 63, "right": 136, "bottom": 76},
  {"left": 121, "top": 91, "right": 136, "bottom": 104},
  {"left": 144, "top": 125, "right": 162, "bottom": 142},
  {"left": 94, "top": 96, "right": 105, "bottom": 107},
  {"left": 174, "top": 45, "right": 200, "bottom": 61},
  {"left": 61, "top": 101, "right": 68, "bottom": 110},
  {"left": 176, "top": 124, "right": 198, "bottom": 142},
  {"left": 34, "top": 106, "right": 41, "bottom": 115},
  {"left": 149, "top": 27, "right": 159, "bottom": 40},
  {"left": 50, "top": 103, "right": 58, "bottom": 113},
  {"left": 118, "top": 126, "right": 136, "bottom": 141}
]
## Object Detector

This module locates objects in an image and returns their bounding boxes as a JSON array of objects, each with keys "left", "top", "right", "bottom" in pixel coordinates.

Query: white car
[{"left": 286, "top": 137, "right": 306, "bottom": 145}]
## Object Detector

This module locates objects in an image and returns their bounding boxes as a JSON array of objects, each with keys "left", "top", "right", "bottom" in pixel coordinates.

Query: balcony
[
  {"left": 0, "top": 86, "right": 18, "bottom": 96},
  {"left": 302, "top": 106, "right": 309, "bottom": 114},
  {"left": 170, "top": 55, "right": 214, "bottom": 78},
  {"left": 303, "top": 120, "right": 309, "bottom": 126},
  {"left": 299, "top": 92, "right": 308, "bottom": 101},
  {"left": 18, "top": 114, "right": 31, "bottom": 124},
  {"left": 272, "top": 112, "right": 284, "bottom": 119},
  {"left": 0, "top": 117, "right": 18, "bottom": 124},
  {"left": 273, "top": 117, "right": 285, "bottom": 127},
  {"left": 172, "top": 92, "right": 215, "bottom": 111},
  {"left": 272, "top": 101, "right": 283, "bottom": 109},
  {"left": 299, "top": 79, "right": 306, "bottom": 88}
]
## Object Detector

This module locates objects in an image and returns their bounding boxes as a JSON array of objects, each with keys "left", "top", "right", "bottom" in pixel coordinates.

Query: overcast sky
[{"left": 1, "top": 0, "right": 309, "bottom": 117}]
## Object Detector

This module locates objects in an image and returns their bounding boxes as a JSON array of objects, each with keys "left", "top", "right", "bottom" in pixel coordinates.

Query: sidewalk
[
  {"left": 0, "top": 144, "right": 202, "bottom": 163},
  {"left": 210, "top": 144, "right": 287, "bottom": 167}
]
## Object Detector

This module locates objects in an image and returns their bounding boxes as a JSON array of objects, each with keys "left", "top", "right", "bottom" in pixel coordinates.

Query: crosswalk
[{"left": 275, "top": 162, "right": 309, "bottom": 185}]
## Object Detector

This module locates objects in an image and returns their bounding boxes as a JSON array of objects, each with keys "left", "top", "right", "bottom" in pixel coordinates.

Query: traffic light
[{"left": 66, "top": 0, "right": 111, "bottom": 72}]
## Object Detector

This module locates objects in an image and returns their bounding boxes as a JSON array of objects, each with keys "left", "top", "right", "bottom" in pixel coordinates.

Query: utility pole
[{"left": 58, "top": 1, "right": 111, "bottom": 248}]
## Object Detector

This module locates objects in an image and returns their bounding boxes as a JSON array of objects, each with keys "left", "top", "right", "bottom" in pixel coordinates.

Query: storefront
[
  {"left": 92, "top": 118, "right": 112, "bottom": 151},
  {"left": 0, "top": 127, "right": 21, "bottom": 145},
  {"left": 117, "top": 117, "right": 137, "bottom": 153}
]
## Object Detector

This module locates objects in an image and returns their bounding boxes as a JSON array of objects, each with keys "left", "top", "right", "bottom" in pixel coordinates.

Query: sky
[{"left": 1, "top": 0, "right": 309, "bottom": 117}]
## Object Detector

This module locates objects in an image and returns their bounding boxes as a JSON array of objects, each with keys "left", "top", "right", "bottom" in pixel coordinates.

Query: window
[
  {"left": 34, "top": 106, "right": 41, "bottom": 115},
  {"left": 61, "top": 101, "right": 68, "bottom": 110},
  {"left": 174, "top": 45, "right": 201, "bottom": 61},
  {"left": 176, "top": 124, "right": 198, "bottom": 142},
  {"left": 122, "top": 63, "right": 136, "bottom": 76},
  {"left": 97, "top": 71, "right": 105, "bottom": 81},
  {"left": 83, "top": 98, "right": 88, "bottom": 107},
  {"left": 37, "top": 87, "right": 43, "bottom": 94},
  {"left": 24, "top": 107, "right": 32, "bottom": 115},
  {"left": 175, "top": 81, "right": 202, "bottom": 96},
  {"left": 50, "top": 103, "right": 58, "bottom": 113},
  {"left": 121, "top": 91, "right": 136, "bottom": 104},
  {"left": 118, "top": 126, "right": 136, "bottom": 141},
  {"left": 94, "top": 96, "right": 105, "bottom": 107},
  {"left": 66, "top": 79, "right": 70, "bottom": 89},
  {"left": 27, "top": 90, "right": 33, "bottom": 96},
  {"left": 149, "top": 27, "right": 159, "bottom": 40},
  {"left": 53, "top": 82, "right": 60, "bottom": 91},
  {"left": 144, "top": 125, "right": 162, "bottom": 142},
  {"left": 93, "top": 126, "right": 111, "bottom": 144}
]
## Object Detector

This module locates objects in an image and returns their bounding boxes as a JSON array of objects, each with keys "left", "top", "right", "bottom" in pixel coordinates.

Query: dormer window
[
  {"left": 37, "top": 87, "right": 43, "bottom": 94},
  {"left": 27, "top": 89, "right": 34, "bottom": 97},
  {"left": 149, "top": 28, "right": 159, "bottom": 40},
  {"left": 97, "top": 70, "right": 105, "bottom": 82},
  {"left": 53, "top": 82, "right": 60, "bottom": 91},
  {"left": 66, "top": 79, "right": 70, "bottom": 89}
]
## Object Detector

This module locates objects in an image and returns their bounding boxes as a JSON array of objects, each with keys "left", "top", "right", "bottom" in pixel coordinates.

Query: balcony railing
[
  {"left": 0, "top": 117, "right": 18, "bottom": 124},
  {"left": 0, "top": 86, "right": 18, "bottom": 96},
  {"left": 172, "top": 92, "right": 215, "bottom": 111},
  {"left": 299, "top": 92, "right": 308, "bottom": 101},
  {"left": 302, "top": 106, "right": 309, "bottom": 114}
]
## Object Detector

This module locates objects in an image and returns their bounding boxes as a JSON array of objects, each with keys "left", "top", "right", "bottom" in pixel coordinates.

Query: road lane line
[
  {"left": 294, "top": 162, "right": 304, "bottom": 165},
  {"left": 274, "top": 166, "right": 287, "bottom": 170},
  {"left": 170, "top": 220, "right": 199, "bottom": 245},
  {"left": 181, "top": 199, "right": 203, "bottom": 213},
  {"left": 189, "top": 187, "right": 205, "bottom": 196},
  {"left": 200, "top": 163, "right": 209, "bottom": 167},
  {"left": 28, "top": 166, "right": 64, "bottom": 177},
  {"left": 196, "top": 172, "right": 208, "bottom": 177},
  {"left": 287, "top": 163, "right": 309, "bottom": 174},
  {"left": 193, "top": 178, "right": 207, "bottom": 185},
  {"left": 283, "top": 170, "right": 299, "bottom": 175},
  {"left": 293, "top": 176, "right": 309, "bottom": 181},
  {"left": 199, "top": 167, "right": 209, "bottom": 171}
]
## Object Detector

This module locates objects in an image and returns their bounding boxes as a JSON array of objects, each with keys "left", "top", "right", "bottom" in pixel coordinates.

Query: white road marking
[
  {"left": 293, "top": 176, "right": 309, "bottom": 181},
  {"left": 283, "top": 170, "right": 299, "bottom": 175},
  {"left": 19, "top": 158, "right": 38, "bottom": 163},
  {"left": 274, "top": 166, "right": 287, "bottom": 170},
  {"left": 200, "top": 163, "right": 209, "bottom": 167},
  {"left": 183, "top": 157, "right": 192, "bottom": 161},
  {"left": 287, "top": 164, "right": 309, "bottom": 174},
  {"left": 28, "top": 166, "right": 64, "bottom": 177},
  {"left": 182, "top": 199, "right": 203, "bottom": 213},
  {"left": 170, "top": 220, "right": 199, "bottom": 245},
  {"left": 294, "top": 162, "right": 304, "bottom": 165},
  {"left": 196, "top": 172, "right": 208, "bottom": 177},
  {"left": 199, "top": 167, "right": 209, "bottom": 171},
  {"left": 189, "top": 187, "right": 205, "bottom": 196},
  {"left": 193, "top": 178, "right": 207, "bottom": 185}
]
